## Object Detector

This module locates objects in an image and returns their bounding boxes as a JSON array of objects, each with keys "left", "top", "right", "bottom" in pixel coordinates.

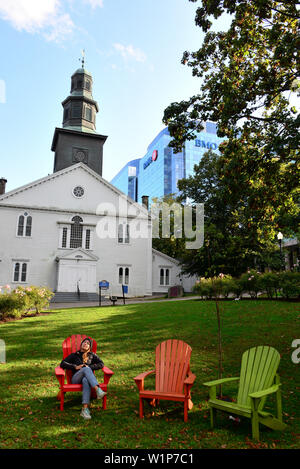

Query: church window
[
  {"left": 85, "top": 80, "right": 91, "bottom": 91},
  {"left": 21, "top": 263, "right": 27, "bottom": 282},
  {"left": 118, "top": 223, "right": 130, "bottom": 244},
  {"left": 13, "top": 262, "right": 28, "bottom": 283},
  {"left": 118, "top": 224, "right": 123, "bottom": 243},
  {"left": 125, "top": 224, "right": 130, "bottom": 244},
  {"left": 13, "top": 263, "right": 20, "bottom": 282},
  {"left": 124, "top": 267, "right": 129, "bottom": 285},
  {"left": 85, "top": 229, "right": 91, "bottom": 249},
  {"left": 25, "top": 216, "right": 32, "bottom": 237},
  {"left": 17, "top": 213, "right": 32, "bottom": 237},
  {"left": 160, "top": 268, "right": 170, "bottom": 286},
  {"left": 77, "top": 79, "right": 83, "bottom": 88},
  {"left": 63, "top": 107, "right": 70, "bottom": 121},
  {"left": 85, "top": 106, "right": 92, "bottom": 121},
  {"left": 73, "top": 186, "right": 85, "bottom": 198},
  {"left": 70, "top": 216, "right": 83, "bottom": 248},
  {"left": 59, "top": 218, "right": 94, "bottom": 250},
  {"left": 17, "top": 216, "right": 24, "bottom": 236},
  {"left": 118, "top": 266, "right": 130, "bottom": 285},
  {"left": 118, "top": 267, "right": 123, "bottom": 284},
  {"left": 62, "top": 228, "right": 67, "bottom": 248},
  {"left": 72, "top": 103, "right": 82, "bottom": 118}
]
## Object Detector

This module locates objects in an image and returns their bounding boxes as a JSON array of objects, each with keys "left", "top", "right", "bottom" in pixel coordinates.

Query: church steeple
[
  {"left": 61, "top": 66, "right": 99, "bottom": 133},
  {"left": 51, "top": 62, "right": 107, "bottom": 176}
]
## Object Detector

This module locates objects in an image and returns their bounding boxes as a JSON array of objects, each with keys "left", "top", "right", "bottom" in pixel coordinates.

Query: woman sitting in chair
[{"left": 60, "top": 337, "right": 106, "bottom": 420}]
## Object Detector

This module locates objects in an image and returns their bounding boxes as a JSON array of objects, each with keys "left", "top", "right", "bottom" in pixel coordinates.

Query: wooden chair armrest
[
  {"left": 55, "top": 366, "right": 65, "bottom": 385},
  {"left": 134, "top": 369, "right": 155, "bottom": 381},
  {"left": 249, "top": 384, "right": 280, "bottom": 400},
  {"left": 102, "top": 366, "right": 114, "bottom": 376},
  {"left": 102, "top": 366, "right": 114, "bottom": 385},
  {"left": 203, "top": 377, "right": 239, "bottom": 400},
  {"left": 55, "top": 366, "right": 65, "bottom": 377},
  {"left": 184, "top": 373, "right": 196, "bottom": 386},
  {"left": 203, "top": 376, "right": 240, "bottom": 387},
  {"left": 133, "top": 370, "right": 155, "bottom": 391}
]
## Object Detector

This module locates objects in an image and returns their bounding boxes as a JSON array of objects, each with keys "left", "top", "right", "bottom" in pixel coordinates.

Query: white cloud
[
  {"left": 0, "top": 0, "right": 73, "bottom": 41},
  {"left": 83, "top": 0, "right": 103, "bottom": 8},
  {"left": 114, "top": 43, "right": 146, "bottom": 63}
]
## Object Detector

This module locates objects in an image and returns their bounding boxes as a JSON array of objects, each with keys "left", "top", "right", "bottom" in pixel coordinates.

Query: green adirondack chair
[{"left": 203, "top": 346, "right": 287, "bottom": 440}]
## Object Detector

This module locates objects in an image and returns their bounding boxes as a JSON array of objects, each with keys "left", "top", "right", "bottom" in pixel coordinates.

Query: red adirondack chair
[
  {"left": 134, "top": 339, "right": 196, "bottom": 422},
  {"left": 55, "top": 334, "right": 114, "bottom": 411}
]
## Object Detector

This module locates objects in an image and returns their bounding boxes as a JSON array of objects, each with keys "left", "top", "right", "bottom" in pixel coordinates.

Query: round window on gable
[{"left": 73, "top": 186, "right": 85, "bottom": 198}]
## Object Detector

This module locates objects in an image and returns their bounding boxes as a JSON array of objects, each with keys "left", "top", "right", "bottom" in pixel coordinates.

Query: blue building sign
[
  {"left": 195, "top": 139, "right": 218, "bottom": 150},
  {"left": 99, "top": 280, "right": 109, "bottom": 289}
]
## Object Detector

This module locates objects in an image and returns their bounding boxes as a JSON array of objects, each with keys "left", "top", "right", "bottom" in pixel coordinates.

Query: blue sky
[{"left": 0, "top": 0, "right": 228, "bottom": 192}]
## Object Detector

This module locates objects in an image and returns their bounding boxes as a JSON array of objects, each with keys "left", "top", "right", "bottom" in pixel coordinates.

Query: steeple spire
[
  {"left": 60, "top": 61, "right": 99, "bottom": 133},
  {"left": 51, "top": 64, "right": 107, "bottom": 177},
  {"left": 81, "top": 49, "right": 85, "bottom": 69}
]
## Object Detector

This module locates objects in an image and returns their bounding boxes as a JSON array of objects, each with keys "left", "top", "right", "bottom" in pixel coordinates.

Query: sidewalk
[{"left": 48, "top": 295, "right": 202, "bottom": 309}]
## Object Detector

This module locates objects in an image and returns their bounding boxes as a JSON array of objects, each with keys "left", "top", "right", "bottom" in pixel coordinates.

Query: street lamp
[
  {"left": 277, "top": 232, "right": 284, "bottom": 270},
  {"left": 277, "top": 232, "right": 283, "bottom": 249}
]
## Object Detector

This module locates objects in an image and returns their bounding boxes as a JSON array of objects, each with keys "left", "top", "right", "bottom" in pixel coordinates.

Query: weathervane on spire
[{"left": 80, "top": 49, "right": 85, "bottom": 69}]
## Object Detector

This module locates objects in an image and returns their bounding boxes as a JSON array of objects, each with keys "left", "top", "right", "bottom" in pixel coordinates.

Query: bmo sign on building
[
  {"left": 143, "top": 150, "right": 158, "bottom": 170},
  {"left": 110, "top": 123, "right": 224, "bottom": 205}
]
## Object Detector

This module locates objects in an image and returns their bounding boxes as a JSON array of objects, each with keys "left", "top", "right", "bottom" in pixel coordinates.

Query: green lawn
[{"left": 0, "top": 300, "right": 299, "bottom": 449}]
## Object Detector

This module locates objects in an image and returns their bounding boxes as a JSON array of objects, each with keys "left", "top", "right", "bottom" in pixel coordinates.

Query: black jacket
[{"left": 60, "top": 351, "right": 104, "bottom": 376}]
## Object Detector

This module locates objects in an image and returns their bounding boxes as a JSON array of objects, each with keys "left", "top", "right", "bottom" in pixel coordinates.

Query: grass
[{"left": 0, "top": 299, "right": 299, "bottom": 449}]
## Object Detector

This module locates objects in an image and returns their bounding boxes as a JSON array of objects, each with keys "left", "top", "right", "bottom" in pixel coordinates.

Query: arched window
[
  {"left": 21, "top": 263, "right": 27, "bottom": 282},
  {"left": 119, "top": 267, "right": 123, "bottom": 284},
  {"left": 14, "top": 263, "right": 20, "bottom": 282},
  {"left": 119, "top": 266, "right": 130, "bottom": 285},
  {"left": 165, "top": 269, "right": 169, "bottom": 286},
  {"left": 13, "top": 262, "right": 28, "bottom": 282},
  {"left": 124, "top": 267, "right": 129, "bottom": 285},
  {"left": 160, "top": 269, "right": 164, "bottom": 286},
  {"left": 17, "top": 213, "right": 32, "bottom": 237},
  {"left": 17, "top": 216, "right": 24, "bottom": 236},
  {"left": 160, "top": 268, "right": 170, "bottom": 286},
  {"left": 25, "top": 216, "right": 32, "bottom": 237},
  {"left": 70, "top": 216, "right": 83, "bottom": 248}
]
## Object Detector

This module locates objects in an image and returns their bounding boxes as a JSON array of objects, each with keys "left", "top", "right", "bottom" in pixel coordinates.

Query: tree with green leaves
[
  {"left": 176, "top": 149, "right": 280, "bottom": 277},
  {"left": 151, "top": 194, "right": 188, "bottom": 260},
  {"left": 163, "top": 0, "right": 299, "bottom": 247}
]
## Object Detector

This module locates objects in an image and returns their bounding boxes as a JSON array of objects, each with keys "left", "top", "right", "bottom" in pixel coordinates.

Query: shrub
[
  {"left": 0, "top": 285, "right": 54, "bottom": 320},
  {"left": 193, "top": 278, "right": 213, "bottom": 299},
  {"left": 193, "top": 275, "right": 235, "bottom": 299},
  {"left": 257, "top": 272, "right": 281, "bottom": 299},
  {"left": 238, "top": 270, "right": 262, "bottom": 299},
  {"left": 0, "top": 288, "right": 27, "bottom": 319},
  {"left": 280, "top": 271, "right": 300, "bottom": 299},
  {"left": 17, "top": 286, "right": 54, "bottom": 314}
]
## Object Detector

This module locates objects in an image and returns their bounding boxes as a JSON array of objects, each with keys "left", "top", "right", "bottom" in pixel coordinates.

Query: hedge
[{"left": 193, "top": 271, "right": 300, "bottom": 300}]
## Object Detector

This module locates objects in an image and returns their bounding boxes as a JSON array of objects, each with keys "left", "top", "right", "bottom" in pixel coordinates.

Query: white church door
[{"left": 56, "top": 249, "right": 98, "bottom": 293}]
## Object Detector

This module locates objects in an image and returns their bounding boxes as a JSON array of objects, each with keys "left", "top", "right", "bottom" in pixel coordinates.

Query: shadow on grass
[{"left": 0, "top": 300, "right": 299, "bottom": 448}]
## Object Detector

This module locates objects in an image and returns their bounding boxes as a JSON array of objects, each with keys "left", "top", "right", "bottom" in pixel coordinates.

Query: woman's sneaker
[
  {"left": 80, "top": 408, "right": 91, "bottom": 420},
  {"left": 96, "top": 386, "right": 107, "bottom": 400}
]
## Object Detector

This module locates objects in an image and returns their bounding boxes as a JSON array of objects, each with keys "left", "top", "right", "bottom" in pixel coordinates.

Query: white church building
[{"left": 0, "top": 65, "right": 196, "bottom": 301}]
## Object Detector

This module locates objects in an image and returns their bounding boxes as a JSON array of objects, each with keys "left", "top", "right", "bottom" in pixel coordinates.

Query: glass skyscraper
[{"left": 110, "top": 123, "right": 224, "bottom": 204}]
